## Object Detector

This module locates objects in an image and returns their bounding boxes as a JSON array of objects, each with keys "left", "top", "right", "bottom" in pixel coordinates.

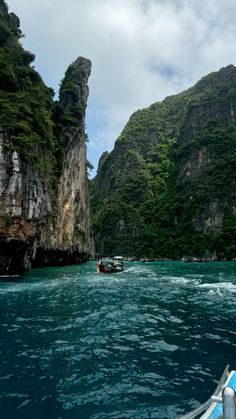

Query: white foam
[
  {"left": 168, "top": 276, "right": 189, "bottom": 284},
  {"left": 199, "top": 282, "right": 236, "bottom": 294}
]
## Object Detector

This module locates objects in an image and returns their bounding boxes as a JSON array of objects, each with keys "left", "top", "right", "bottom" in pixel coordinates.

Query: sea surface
[{"left": 0, "top": 261, "right": 235, "bottom": 419}]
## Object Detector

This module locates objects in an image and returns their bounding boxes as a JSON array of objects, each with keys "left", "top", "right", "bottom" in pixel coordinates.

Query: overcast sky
[{"left": 7, "top": 0, "right": 236, "bottom": 175}]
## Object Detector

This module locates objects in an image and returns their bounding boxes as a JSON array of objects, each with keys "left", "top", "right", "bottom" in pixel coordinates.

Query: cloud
[{"left": 7, "top": 0, "right": 236, "bottom": 174}]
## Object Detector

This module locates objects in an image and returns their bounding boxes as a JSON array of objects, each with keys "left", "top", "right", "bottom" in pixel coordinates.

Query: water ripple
[{"left": 0, "top": 261, "right": 235, "bottom": 418}]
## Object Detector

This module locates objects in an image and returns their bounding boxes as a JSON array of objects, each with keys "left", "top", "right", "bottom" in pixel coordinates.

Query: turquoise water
[{"left": 0, "top": 261, "right": 235, "bottom": 419}]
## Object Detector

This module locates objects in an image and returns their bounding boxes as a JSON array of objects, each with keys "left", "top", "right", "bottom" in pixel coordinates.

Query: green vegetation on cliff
[
  {"left": 0, "top": 0, "right": 90, "bottom": 195},
  {"left": 0, "top": 0, "right": 60, "bottom": 186},
  {"left": 91, "top": 66, "right": 236, "bottom": 260}
]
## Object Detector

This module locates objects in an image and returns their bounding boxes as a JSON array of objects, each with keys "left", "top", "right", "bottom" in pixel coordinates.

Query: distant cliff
[
  {"left": 0, "top": 1, "right": 94, "bottom": 274},
  {"left": 91, "top": 65, "right": 236, "bottom": 260}
]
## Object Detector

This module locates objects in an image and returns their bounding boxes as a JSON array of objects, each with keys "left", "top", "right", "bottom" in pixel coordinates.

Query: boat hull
[
  {"left": 201, "top": 370, "right": 236, "bottom": 418},
  {"left": 98, "top": 265, "right": 124, "bottom": 273}
]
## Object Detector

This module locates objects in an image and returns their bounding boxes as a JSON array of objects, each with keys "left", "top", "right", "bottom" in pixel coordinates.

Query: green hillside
[{"left": 91, "top": 65, "right": 236, "bottom": 260}]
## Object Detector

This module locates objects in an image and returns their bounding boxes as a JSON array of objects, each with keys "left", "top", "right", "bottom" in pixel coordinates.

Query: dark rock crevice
[{"left": 0, "top": 239, "right": 33, "bottom": 274}]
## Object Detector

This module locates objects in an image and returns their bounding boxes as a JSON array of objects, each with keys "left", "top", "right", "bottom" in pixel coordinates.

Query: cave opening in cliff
[{"left": 0, "top": 240, "right": 29, "bottom": 275}]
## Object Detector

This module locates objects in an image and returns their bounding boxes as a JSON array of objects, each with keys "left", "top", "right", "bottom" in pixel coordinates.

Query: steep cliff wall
[
  {"left": 0, "top": 145, "right": 51, "bottom": 273},
  {"left": 34, "top": 58, "right": 94, "bottom": 267},
  {"left": 0, "top": 2, "right": 94, "bottom": 274},
  {"left": 91, "top": 65, "right": 236, "bottom": 260}
]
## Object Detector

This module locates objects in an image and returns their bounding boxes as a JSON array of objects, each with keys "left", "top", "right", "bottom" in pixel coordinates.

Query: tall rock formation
[
  {"left": 33, "top": 57, "right": 94, "bottom": 268},
  {"left": 0, "top": 1, "right": 94, "bottom": 274},
  {"left": 91, "top": 65, "right": 236, "bottom": 260}
]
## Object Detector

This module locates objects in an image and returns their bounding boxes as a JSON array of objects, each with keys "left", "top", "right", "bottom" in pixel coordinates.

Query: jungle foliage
[{"left": 91, "top": 65, "right": 236, "bottom": 259}]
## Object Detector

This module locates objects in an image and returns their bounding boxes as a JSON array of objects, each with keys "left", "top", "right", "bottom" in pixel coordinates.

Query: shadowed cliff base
[
  {"left": 0, "top": 239, "right": 32, "bottom": 275},
  {"left": 32, "top": 249, "right": 89, "bottom": 269},
  {"left": 0, "top": 241, "right": 90, "bottom": 275}
]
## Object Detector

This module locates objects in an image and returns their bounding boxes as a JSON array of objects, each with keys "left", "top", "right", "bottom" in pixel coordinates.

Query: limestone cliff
[
  {"left": 0, "top": 57, "right": 94, "bottom": 274},
  {"left": 0, "top": 147, "right": 51, "bottom": 273},
  {"left": 33, "top": 57, "right": 94, "bottom": 268},
  {"left": 91, "top": 65, "right": 236, "bottom": 260},
  {"left": 0, "top": 1, "right": 94, "bottom": 273}
]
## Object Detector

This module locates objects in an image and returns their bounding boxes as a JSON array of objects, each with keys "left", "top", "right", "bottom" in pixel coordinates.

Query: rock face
[
  {"left": 91, "top": 65, "right": 236, "bottom": 260},
  {"left": 0, "top": 143, "right": 51, "bottom": 273},
  {"left": 0, "top": 57, "right": 94, "bottom": 274},
  {"left": 33, "top": 57, "right": 94, "bottom": 268}
]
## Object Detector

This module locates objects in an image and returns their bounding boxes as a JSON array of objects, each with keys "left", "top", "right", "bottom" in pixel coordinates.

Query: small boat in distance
[{"left": 96, "top": 256, "right": 124, "bottom": 274}]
